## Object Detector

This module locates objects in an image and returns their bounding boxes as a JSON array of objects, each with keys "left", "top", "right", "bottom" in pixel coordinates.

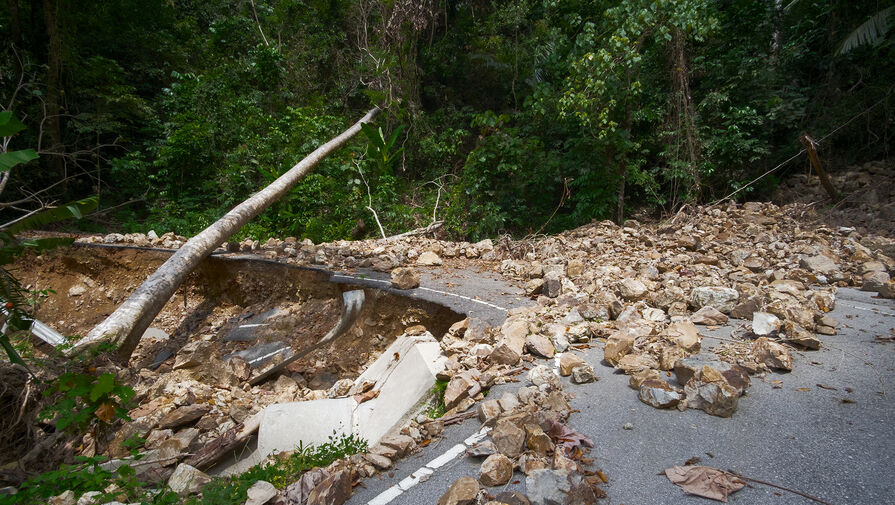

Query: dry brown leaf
[
  {"left": 94, "top": 402, "right": 117, "bottom": 423},
  {"left": 665, "top": 465, "right": 746, "bottom": 502}
]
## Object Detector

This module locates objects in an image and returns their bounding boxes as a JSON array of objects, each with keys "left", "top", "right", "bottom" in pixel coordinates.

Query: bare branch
[{"left": 355, "top": 159, "right": 386, "bottom": 239}]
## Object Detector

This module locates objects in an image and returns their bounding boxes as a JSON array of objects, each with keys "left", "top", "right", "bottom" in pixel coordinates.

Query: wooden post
[{"left": 799, "top": 134, "right": 840, "bottom": 202}]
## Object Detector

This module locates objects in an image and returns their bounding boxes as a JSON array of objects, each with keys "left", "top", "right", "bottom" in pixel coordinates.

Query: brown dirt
[{"left": 11, "top": 244, "right": 461, "bottom": 383}]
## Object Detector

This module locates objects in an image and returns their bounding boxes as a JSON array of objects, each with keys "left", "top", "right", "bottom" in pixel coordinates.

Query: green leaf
[
  {"left": 0, "top": 149, "right": 38, "bottom": 172},
  {"left": 90, "top": 373, "right": 116, "bottom": 403},
  {"left": 0, "top": 111, "right": 27, "bottom": 137}
]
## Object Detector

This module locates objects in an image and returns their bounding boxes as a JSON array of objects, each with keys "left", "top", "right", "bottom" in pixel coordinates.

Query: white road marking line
[
  {"left": 843, "top": 303, "right": 895, "bottom": 318},
  {"left": 425, "top": 443, "right": 466, "bottom": 470},
  {"left": 367, "top": 486, "right": 402, "bottom": 505},
  {"left": 417, "top": 286, "right": 508, "bottom": 312},
  {"left": 238, "top": 323, "right": 268, "bottom": 328},
  {"left": 366, "top": 424, "right": 495, "bottom": 503},
  {"left": 331, "top": 273, "right": 509, "bottom": 312}
]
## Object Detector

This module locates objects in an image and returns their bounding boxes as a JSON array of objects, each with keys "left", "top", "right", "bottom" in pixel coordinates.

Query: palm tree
[{"left": 836, "top": 5, "right": 894, "bottom": 55}]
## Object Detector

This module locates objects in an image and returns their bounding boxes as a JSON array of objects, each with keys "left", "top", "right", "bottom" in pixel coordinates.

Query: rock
[
  {"left": 880, "top": 279, "right": 895, "bottom": 299},
  {"left": 417, "top": 251, "right": 443, "bottom": 266},
  {"left": 467, "top": 440, "right": 498, "bottom": 458},
  {"left": 379, "top": 433, "right": 415, "bottom": 457},
  {"left": 684, "top": 366, "right": 745, "bottom": 418},
  {"left": 526, "top": 469, "right": 571, "bottom": 505},
  {"left": 553, "top": 452, "right": 578, "bottom": 472},
  {"left": 629, "top": 369, "right": 661, "bottom": 389},
  {"left": 173, "top": 341, "right": 216, "bottom": 369},
  {"left": 528, "top": 365, "right": 560, "bottom": 390},
  {"left": 245, "top": 480, "right": 277, "bottom": 505},
  {"left": 752, "top": 312, "right": 781, "bottom": 336},
  {"left": 678, "top": 356, "right": 749, "bottom": 388},
  {"left": 617, "top": 278, "right": 648, "bottom": 301},
  {"left": 525, "top": 424, "right": 554, "bottom": 457},
  {"left": 750, "top": 337, "right": 793, "bottom": 371},
  {"left": 49, "top": 491, "right": 76, "bottom": 505},
  {"left": 519, "top": 453, "right": 550, "bottom": 475},
  {"left": 689, "top": 286, "right": 740, "bottom": 314},
  {"left": 68, "top": 284, "right": 87, "bottom": 297},
  {"left": 638, "top": 379, "right": 681, "bottom": 409},
  {"left": 437, "top": 477, "right": 479, "bottom": 505},
  {"left": 157, "top": 404, "right": 211, "bottom": 430},
  {"left": 284, "top": 468, "right": 329, "bottom": 505},
  {"left": 492, "top": 419, "right": 526, "bottom": 458},
  {"left": 391, "top": 267, "right": 420, "bottom": 290},
  {"left": 327, "top": 378, "right": 353, "bottom": 398},
  {"left": 690, "top": 306, "right": 728, "bottom": 326},
  {"left": 480, "top": 453, "right": 514, "bottom": 486},
  {"left": 543, "top": 272, "right": 562, "bottom": 298},
  {"left": 526, "top": 333, "right": 555, "bottom": 358},
  {"left": 495, "top": 491, "right": 531, "bottom": 505},
  {"left": 603, "top": 333, "right": 634, "bottom": 365},
  {"left": 799, "top": 254, "right": 839, "bottom": 275},
  {"left": 615, "top": 353, "right": 659, "bottom": 374},
  {"left": 729, "top": 297, "right": 761, "bottom": 320},
  {"left": 559, "top": 353, "right": 586, "bottom": 376},
  {"left": 663, "top": 321, "right": 701, "bottom": 352},
  {"left": 77, "top": 491, "right": 102, "bottom": 505},
  {"left": 571, "top": 364, "right": 595, "bottom": 384},
  {"left": 167, "top": 464, "right": 211, "bottom": 495},
  {"left": 566, "top": 259, "right": 585, "bottom": 278},
  {"left": 364, "top": 453, "right": 392, "bottom": 470},
  {"left": 525, "top": 278, "right": 545, "bottom": 297},
  {"left": 444, "top": 373, "right": 480, "bottom": 410},
  {"left": 742, "top": 256, "right": 766, "bottom": 272},
  {"left": 306, "top": 470, "right": 352, "bottom": 505},
  {"left": 862, "top": 271, "right": 890, "bottom": 292},
  {"left": 567, "top": 473, "right": 601, "bottom": 505},
  {"left": 477, "top": 399, "right": 503, "bottom": 425},
  {"left": 782, "top": 321, "right": 821, "bottom": 349}
]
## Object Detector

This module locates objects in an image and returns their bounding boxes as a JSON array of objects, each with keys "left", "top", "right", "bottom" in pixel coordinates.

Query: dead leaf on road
[{"left": 665, "top": 465, "right": 746, "bottom": 502}]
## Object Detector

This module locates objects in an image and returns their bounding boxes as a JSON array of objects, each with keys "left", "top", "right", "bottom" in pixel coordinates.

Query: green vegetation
[
  {"left": 0, "top": 0, "right": 889, "bottom": 242},
  {"left": 38, "top": 371, "right": 135, "bottom": 432},
  {"left": 1, "top": 432, "right": 368, "bottom": 505},
  {"left": 425, "top": 379, "right": 449, "bottom": 419}
]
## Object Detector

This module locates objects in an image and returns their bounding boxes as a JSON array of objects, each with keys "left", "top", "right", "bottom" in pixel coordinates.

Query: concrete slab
[
  {"left": 354, "top": 338, "right": 446, "bottom": 443},
  {"left": 217, "top": 333, "right": 448, "bottom": 476},
  {"left": 257, "top": 397, "right": 357, "bottom": 457}
]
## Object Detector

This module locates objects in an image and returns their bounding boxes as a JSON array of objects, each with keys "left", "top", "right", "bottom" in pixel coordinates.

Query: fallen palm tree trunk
[{"left": 70, "top": 107, "right": 380, "bottom": 361}]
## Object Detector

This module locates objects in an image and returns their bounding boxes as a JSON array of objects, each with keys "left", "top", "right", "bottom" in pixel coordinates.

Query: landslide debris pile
[
  {"left": 775, "top": 159, "right": 895, "bottom": 238},
  {"left": 54, "top": 199, "right": 895, "bottom": 504}
]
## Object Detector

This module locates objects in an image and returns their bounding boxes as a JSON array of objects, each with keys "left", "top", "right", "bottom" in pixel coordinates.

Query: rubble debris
[
  {"left": 437, "top": 477, "right": 479, "bottom": 505},
  {"left": 390, "top": 267, "right": 420, "bottom": 289},
  {"left": 479, "top": 453, "right": 513, "bottom": 486},
  {"left": 638, "top": 379, "right": 682, "bottom": 409},
  {"left": 750, "top": 337, "right": 793, "bottom": 371}
]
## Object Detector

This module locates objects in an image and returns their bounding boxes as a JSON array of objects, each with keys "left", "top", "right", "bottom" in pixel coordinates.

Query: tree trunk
[
  {"left": 42, "top": 0, "right": 65, "bottom": 180},
  {"left": 69, "top": 107, "right": 380, "bottom": 361},
  {"left": 7, "top": 0, "right": 21, "bottom": 46}
]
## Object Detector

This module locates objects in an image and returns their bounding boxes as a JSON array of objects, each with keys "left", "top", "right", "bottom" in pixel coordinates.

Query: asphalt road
[{"left": 347, "top": 287, "right": 895, "bottom": 505}]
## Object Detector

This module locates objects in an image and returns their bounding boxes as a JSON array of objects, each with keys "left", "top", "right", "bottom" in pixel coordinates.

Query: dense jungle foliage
[{"left": 1, "top": 0, "right": 892, "bottom": 241}]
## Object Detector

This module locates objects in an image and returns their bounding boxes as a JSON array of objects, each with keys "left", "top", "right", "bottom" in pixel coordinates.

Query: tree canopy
[{"left": 1, "top": 0, "right": 892, "bottom": 240}]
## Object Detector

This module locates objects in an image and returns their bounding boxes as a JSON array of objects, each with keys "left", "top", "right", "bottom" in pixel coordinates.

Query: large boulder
[{"left": 689, "top": 286, "right": 740, "bottom": 314}]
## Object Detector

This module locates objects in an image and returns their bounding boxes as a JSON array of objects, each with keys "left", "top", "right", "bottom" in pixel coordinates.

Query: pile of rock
[{"left": 438, "top": 364, "right": 604, "bottom": 505}]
